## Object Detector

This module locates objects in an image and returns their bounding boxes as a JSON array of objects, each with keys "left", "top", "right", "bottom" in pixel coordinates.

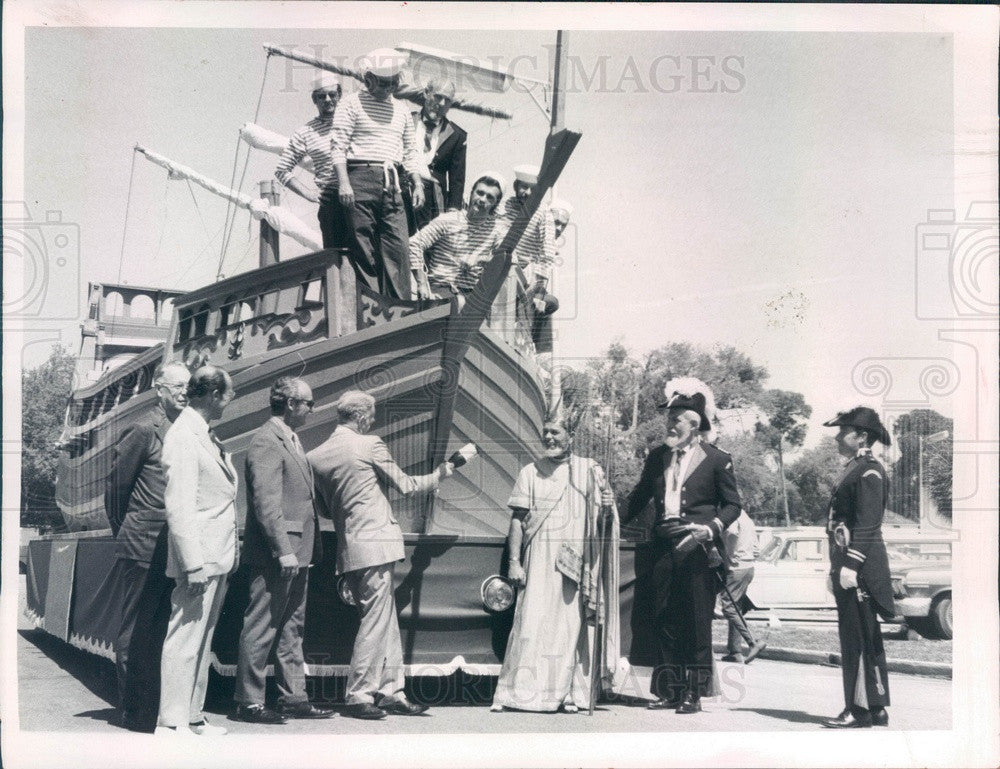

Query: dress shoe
[
  {"left": 822, "top": 709, "right": 873, "bottom": 728},
  {"left": 871, "top": 707, "right": 889, "bottom": 727},
  {"left": 647, "top": 697, "right": 682, "bottom": 710},
  {"left": 234, "top": 704, "right": 287, "bottom": 724},
  {"left": 344, "top": 702, "right": 387, "bottom": 720},
  {"left": 120, "top": 710, "right": 157, "bottom": 733},
  {"left": 377, "top": 697, "right": 429, "bottom": 716},
  {"left": 189, "top": 717, "right": 228, "bottom": 736},
  {"left": 720, "top": 652, "right": 745, "bottom": 663},
  {"left": 675, "top": 693, "right": 702, "bottom": 714},
  {"left": 278, "top": 701, "right": 335, "bottom": 719},
  {"left": 745, "top": 641, "right": 768, "bottom": 664}
]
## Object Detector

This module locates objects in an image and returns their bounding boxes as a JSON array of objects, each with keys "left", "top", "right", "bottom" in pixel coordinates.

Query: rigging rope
[
  {"left": 115, "top": 150, "right": 139, "bottom": 285},
  {"left": 219, "top": 52, "right": 273, "bottom": 280}
]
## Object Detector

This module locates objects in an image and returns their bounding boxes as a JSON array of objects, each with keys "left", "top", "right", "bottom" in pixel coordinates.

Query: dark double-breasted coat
[{"left": 827, "top": 450, "right": 895, "bottom": 620}]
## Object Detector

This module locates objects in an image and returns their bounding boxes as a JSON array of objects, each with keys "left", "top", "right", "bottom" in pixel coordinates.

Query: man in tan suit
[
  {"left": 308, "top": 390, "right": 452, "bottom": 720},
  {"left": 234, "top": 376, "right": 334, "bottom": 724},
  {"left": 156, "top": 366, "right": 238, "bottom": 736}
]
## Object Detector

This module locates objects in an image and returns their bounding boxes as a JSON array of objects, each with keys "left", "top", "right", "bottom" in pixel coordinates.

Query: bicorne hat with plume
[{"left": 657, "top": 376, "right": 717, "bottom": 432}]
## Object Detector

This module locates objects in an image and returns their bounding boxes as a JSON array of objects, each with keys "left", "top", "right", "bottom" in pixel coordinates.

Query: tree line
[{"left": 560, "top": 340, "right": 953, "bottom": 527}]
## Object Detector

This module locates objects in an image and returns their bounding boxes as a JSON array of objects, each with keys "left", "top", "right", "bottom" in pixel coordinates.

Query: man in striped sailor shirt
[
  {"left": 274, "top": 73, "right": 346, "bottom": 248},
  {"left": 330, "top": 48, "right": 424, "bottom": 300},
  {"left": 409, "top": 173, "right": 506, "bottom": 302}
]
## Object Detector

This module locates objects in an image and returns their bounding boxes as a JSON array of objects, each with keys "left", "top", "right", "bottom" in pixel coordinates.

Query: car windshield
[{"left": 758, "top": 536, "right": 784, "bottom": 561}]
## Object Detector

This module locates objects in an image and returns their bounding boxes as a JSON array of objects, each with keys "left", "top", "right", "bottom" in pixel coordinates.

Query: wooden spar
[
  {"left": 263, "top": 44, "right": 514, "bottom": 120},
  {"left": 550, "top": 31, "right": 567, "bottom": 133},
  {"left": 258, "top": 180, "right": 280, "bottom": 268}
]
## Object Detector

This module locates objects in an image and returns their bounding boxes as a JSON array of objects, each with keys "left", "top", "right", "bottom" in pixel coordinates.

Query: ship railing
[
  {"left": 485, "top": 266, "right": 537, "bottom": 358},
  {"left": 170, "top": 248, "right": 363, "bottom": 369}
]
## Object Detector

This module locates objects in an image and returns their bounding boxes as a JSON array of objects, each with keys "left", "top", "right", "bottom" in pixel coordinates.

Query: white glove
[{"left": 839, "top": 567, "right": 858, "bottom": 590}]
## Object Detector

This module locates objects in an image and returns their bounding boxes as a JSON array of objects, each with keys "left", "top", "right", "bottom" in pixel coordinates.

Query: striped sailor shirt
[
  {"left": 274, "top": 115, "right": 337, "bottom": 191},
  {"left": 330, "top": 91, "right": 420, "bottom": 176},
  {"left": 409, "top": 211, "right": 507, "bottom": 292},
  {"left": 501, "top": 198, "right": 556, "bottom": 282}
]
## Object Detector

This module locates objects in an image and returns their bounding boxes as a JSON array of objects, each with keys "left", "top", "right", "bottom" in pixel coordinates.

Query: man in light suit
[
  {"left": 233, "top": 377, "right": 334, "bottom": 724},
  {"left": 624, "top": 379, "right": 743, "bottom": 714},
  {"left": 106, "top": 360, "right": 190, "bottom": 732},
  {"left": 308, "top": 390, "right": 453, "bottom": 720},
  {"left": 156, "top": 366, "right": 238, "bottom": 736}
]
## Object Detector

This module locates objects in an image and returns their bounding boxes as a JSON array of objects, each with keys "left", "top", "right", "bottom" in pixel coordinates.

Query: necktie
[
  {"left": 671, "top": 449, "right": 686, "bottom": 492},
  {"left": 209, "top": 429, "right": 226, "bottom": 461},
  {"left": 290, "top": 432, "right": 305, "bottom": 457},
  {"left": 423, "top": 119, "right": 437, "bottom": 152}
]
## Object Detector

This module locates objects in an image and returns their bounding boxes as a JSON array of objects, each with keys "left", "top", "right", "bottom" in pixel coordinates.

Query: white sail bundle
[
  {"left": 135, "top": 145, "right": 322, "bottom": 253},
  {"left": 239, "top": 122, "right": 314, "bottom": 173}
]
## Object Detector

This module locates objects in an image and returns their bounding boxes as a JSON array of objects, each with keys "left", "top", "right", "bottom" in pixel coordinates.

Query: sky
[{"left": 7, "top": 9, "right": 996, "bottom": 453}]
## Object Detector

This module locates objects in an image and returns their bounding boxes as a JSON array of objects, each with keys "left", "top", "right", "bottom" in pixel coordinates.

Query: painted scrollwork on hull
[{"left": 357, "top": 285, "right": 434, "bottom": 329}]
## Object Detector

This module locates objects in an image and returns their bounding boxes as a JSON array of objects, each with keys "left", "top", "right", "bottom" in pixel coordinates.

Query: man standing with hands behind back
[
  {"left": 309, "top": 390, "right": 453, "bottom": 720},
  {"left": 233, "top": 377, "right": 334, "bottom": 724}
]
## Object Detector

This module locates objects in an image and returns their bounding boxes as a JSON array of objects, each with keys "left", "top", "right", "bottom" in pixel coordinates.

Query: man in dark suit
[
  {"left": 233, "top": 377, "right": 334, "bottom": 724},
  {"left": 308, "top": 390, "right": 453, "bottom": 720},
  {"left": 410, "top": 79, "right": 467, "bottom": 232},
  {"left": 623, "top": 379, "right": 742, "bottom": 714},
  {"left": 821, "top": 406, "right": 895, "bottom": 729},
  {"left": 105, "top": 360, "right": 190, "bottom": 732}
]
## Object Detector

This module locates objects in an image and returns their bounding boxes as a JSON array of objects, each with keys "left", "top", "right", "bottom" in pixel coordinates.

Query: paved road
[{"left": 14, "top": 577, "right": 951, "bottom": 735}]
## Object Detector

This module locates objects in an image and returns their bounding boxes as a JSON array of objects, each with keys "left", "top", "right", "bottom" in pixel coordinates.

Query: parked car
[
  {"left": 891, "top": 564, "right": 952, "bottom": 640},
  {"left": 747, "top": 526, "right": 954, "bottom": 615}
]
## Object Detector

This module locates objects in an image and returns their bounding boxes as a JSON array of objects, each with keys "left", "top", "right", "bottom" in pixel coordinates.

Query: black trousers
[
  {"left": 832, "top": 579, "right": 890, "bottom": 713},
  {"left": 650, "top": 547, "right": 718, "bottom": 700},
  {"left": 115, "top": 530, "right": 175, "bottom": 731},
  {"left": 318, "top": 189, "right": 349, "bottom": 249},
  {"left": 340, "top": 164, "right": 412, "bottom": 299},
  {"left": 235, "top": 563, "right": 310, "bottom": 707}
]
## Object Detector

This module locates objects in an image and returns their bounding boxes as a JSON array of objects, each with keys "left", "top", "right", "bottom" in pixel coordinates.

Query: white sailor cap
[
  {"left": 311, "top": 72, "right": 341, "bottom": 92},
  {"left": 361, "top": 48, "right": 407, "bottom": 78},
  {"left": 550, "top": 198, "right": 573, "bottom": 219},
  {"left": 512, "top": 164, "right": 540, "bottom": 185}
]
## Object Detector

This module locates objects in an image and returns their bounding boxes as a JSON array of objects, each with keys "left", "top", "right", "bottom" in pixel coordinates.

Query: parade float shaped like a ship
[{"left": 25, "top": 35, "right": 655, "bottom": 679}]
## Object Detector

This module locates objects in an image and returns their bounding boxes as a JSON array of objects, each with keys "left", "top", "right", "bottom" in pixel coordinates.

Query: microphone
[{"left": 447, "top": 443, "right": 478, "bottom": 469}]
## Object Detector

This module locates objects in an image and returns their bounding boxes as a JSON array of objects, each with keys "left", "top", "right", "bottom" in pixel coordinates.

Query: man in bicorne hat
[
  {"left": 274, "top": 72, "right": 346, "bottom": 248},
  {"left": 820, "top": 406, "right": 895, "bottom": 729},
  {"left": 623, "top": 378, "right": 742, "bottom": 714},
  {"left": 330, "top": 48, "right": 424, "bottom": 299}
]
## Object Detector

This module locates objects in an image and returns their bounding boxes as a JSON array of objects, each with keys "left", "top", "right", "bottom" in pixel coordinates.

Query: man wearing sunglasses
[
  {"left": 330, "top": 48, "right": 424, "bottom": 299},
  {"left": 234, "top": 376, "right": 332, "bottom": 724},
  {"left": 275, "top": 73, "right": 346, "bottom": 249}
]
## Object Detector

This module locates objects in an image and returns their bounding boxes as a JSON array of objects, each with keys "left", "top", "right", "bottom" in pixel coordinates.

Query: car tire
[{"left": 929, "top": 594, "right": 952, "bottom": 640}]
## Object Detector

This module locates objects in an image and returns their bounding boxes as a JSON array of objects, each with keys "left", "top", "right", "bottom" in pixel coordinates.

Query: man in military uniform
[
  {"left": 623, "top": 379, "right": 742, "bottom": 714},
  {"left": 821, "top": 406, "right": 895, "bottom": 728}
]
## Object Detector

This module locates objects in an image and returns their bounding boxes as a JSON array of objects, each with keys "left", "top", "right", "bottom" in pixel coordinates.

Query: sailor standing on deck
[
  {"left": 330, "top": 48, "right": 424, "bottom": 299},
  {"left": 274, "top": 72, "right": 346, "bottom": 248},
  {"left": 821, "top": 407, "right": 895, "bottom": 729}
]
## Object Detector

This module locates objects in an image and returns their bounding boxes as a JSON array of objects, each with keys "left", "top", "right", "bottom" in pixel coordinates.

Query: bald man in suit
[{"left": 308, "top": 390, "right": 452, "bottom": 720}]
